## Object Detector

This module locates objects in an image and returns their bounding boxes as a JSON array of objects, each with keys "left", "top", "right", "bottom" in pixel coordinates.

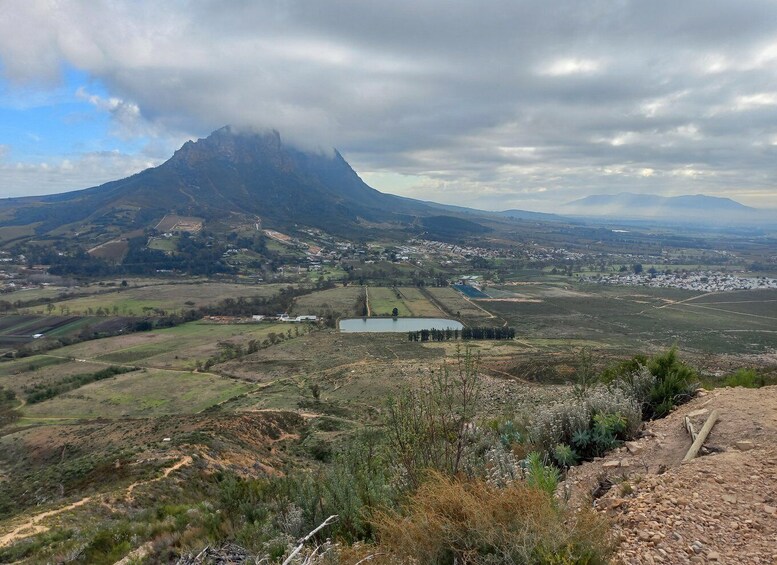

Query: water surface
[{"left": 339, "top": 317, "right": 464, "bottom": 333}]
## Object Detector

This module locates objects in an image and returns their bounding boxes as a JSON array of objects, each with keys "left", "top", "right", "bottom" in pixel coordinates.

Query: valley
[{"left": 1, "top": 128, "right": 776, "bottom": 563}]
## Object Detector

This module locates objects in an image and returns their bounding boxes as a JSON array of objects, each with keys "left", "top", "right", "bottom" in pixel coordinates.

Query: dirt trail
[
  {"left": 125, "top": 455, "right": 192, "bottom": 500},
  {"left": 0, "top": 496, "right": 93, "bottom": 548},
  {"left": 566, "top": 386, "right": 777, "bottom": 564},
  {"left": 0, "top": 456, "right": 192, "bottom": 548}
]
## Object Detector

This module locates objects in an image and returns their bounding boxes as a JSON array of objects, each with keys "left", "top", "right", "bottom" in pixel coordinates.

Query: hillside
[
  {"left": 566, "top": 385, "right": 777, "bottom": 563},
  {"left": 0, "top": 127, "right": 450, "bottom": 240}
]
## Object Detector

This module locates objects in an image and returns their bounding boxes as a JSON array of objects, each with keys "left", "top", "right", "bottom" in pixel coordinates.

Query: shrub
[
  {"left": 371, "top": 473, "right": 612, "bottom": 564},
  {"left": 529, "top": 385, "right": 641, "bottom": 460},
  {"left": 385, "top": 347, "right": 482, "bottom": 488},
  {"left": 604, "top": 348, "right": 698, "bottom": 420},
  {"left": 524, "top": 452, "right": 561, "bottom": 496},
  {"left": 552, "top": 444, "right": 578, "bottom": 468},
  {"left": 723, "top": 368, "right": 767, "bottom": 388}
]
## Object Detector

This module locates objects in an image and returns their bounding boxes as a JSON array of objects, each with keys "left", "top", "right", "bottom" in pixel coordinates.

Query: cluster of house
[
  {"left": 251, "top": 314, "right": 318, "bottom": 322},
  {"left": 590, "top": 271, "right": 777, "bottom": 292}
]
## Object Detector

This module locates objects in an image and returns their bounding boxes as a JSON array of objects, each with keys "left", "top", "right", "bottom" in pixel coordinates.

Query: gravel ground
[{"left": 564, "top": 386, "right": 777, "bottom": 564}]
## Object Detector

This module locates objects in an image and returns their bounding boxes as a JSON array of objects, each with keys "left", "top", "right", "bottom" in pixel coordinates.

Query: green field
[
  {"left": 148, "top": 237, "right": 178, "bottom": 252},
  {"left": 367, "top": 287, "right": 412, "bottom": 316},
  {"left": 53, "top": 320, "right": 292, "bottom": 371},
  {"left": 21, "top": 368, "right": 254, "bottom": 420},
  {"left": 290, "top": 285, "right": 362, "bottom": 319},
  {"left": 20, "top": 282, "right": 286, "bottom": 316}
]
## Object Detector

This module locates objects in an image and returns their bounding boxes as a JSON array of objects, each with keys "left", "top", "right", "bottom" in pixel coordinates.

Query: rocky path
[{"left": 565, "top": 386, "right": 777, "bottom": 564}]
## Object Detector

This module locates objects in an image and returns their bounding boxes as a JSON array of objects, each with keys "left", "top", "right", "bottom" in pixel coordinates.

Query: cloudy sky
[{"left": 1, "top": 0, "right": 777, "bottom": 212}]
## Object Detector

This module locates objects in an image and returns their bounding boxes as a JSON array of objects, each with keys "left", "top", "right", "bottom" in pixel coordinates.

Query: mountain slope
[{"left": 0, "top": 127, "right": 438, "bottom": 238}]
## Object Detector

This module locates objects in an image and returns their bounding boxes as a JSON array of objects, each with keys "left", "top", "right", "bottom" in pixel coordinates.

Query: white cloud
[
  {"left": 540, "top": 57, "right": 603, "bottom": 77},
  {"left": 0, "top": 151, "right": 161, "bottom": 198},
  {"left": 1, "top": 1, "right": 777, "bottom": 208}
]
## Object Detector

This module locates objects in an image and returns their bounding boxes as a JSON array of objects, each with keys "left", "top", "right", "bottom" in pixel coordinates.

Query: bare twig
[
  {"left": 192, "top": 545, "right": 210, "bottom": 563},
  {"left": 282, "top": 515, "right": 338, "bottom": 565}
]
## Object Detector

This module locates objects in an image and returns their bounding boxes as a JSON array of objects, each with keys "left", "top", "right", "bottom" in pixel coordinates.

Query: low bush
[
  {"left": 371, "top": 473, "right": 612, "bottom": 564},
  {"left": 601, "top": 348, "right": 698, "bottom": 420},
  {"left": 529, "top": 385, "right": 641, "bottom": 462},
  {"left": 723, "top": 368, "right": 770, "bottom": 388}
]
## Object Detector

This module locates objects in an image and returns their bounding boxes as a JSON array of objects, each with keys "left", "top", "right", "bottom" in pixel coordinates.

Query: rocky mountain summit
[{"left": 566, "top": 386, "right": 777, "bottom": 564}]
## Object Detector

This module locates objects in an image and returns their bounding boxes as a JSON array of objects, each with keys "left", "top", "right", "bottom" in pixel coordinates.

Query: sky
[{"left": 1, "top": 1, "right": 777, "bottom": 212}]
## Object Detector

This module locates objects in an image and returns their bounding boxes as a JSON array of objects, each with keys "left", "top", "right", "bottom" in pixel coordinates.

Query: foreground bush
[
  {"left": 529, "top": 385, "right": 642, "bottom": 461},
  {"left": 599, "top": 347, "right": 698, "bottom": 419},
  {"left": 370, "top": 473, "right": 611, "bottom": 565}
]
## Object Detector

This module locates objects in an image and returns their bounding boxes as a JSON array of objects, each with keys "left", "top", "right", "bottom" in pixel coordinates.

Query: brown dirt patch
[{"left": 565, "top": 386, "right": 777, "bottom": 564}]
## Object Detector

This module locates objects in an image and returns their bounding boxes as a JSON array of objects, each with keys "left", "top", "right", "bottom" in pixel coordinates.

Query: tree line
[{"left": 408, "top": 326, "right": 515, "bottom": 342}]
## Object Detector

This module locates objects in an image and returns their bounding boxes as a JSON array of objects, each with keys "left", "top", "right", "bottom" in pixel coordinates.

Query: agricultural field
[
  {"left": 479, "top": 283, "right": 777, "bottom": 355},
  {"left": 424, "top": 286, "right": 497, "bottom": 325},
  {"left": 52, "top": 320, "right": 293, "bottom": 371},
  {"left": 0, "top": 355, "right": 110, "bottom": 397},
  {"left": 20, "top": 368, "right": 254, "bottom": 422},
  {"left": 367, "top": 287, "right": 412, "bottom": 316},
  {"left": 154, "top": 214, "right": 203, "bottom": 233},
  {"left": 290, "top": 285, "right": 362, "bottom": 319},
  {"left": 87, "top": 239, "right": 129, "bottom": 261},
  {"left": 1, "top": 286, "right": 82, "bottom": 304},
  {"left": 394, "top": 287, "right": 447, "bottom": 317},
  {"left": 0, "top": 316, "right": 129, "bottom": 351},
  {"left": 20, "top": 282, "right": 286, "bottom": 316}
]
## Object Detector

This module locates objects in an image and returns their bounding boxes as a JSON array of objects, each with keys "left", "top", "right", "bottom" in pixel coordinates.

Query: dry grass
[{"left": 362, "top": 473, "right": 611, "bottom": 565}]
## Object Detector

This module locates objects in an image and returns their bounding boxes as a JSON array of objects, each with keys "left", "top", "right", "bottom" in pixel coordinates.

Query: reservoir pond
[{"left": 339, "top": 317, "right": 464, "bottom": 333}]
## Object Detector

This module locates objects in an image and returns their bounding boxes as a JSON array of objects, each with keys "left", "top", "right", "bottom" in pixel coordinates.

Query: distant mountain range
[
  {"left": 1, "top": 128, "right": 772, "bottom": 247},
  {"left": 560, "top": 192, "right": 766, "bottom": 223}
]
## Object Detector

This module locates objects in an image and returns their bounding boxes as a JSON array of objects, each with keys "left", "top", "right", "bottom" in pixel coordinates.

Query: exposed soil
[
  {"left": 565, "top": 386, "right": 777, "bottom": 564},
  {"left": 0, "top": 456, "right": 191, "bottom": 548}
]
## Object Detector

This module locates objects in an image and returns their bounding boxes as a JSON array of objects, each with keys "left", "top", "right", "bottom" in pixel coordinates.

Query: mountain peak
[
  {"left": 0, "top": 126, "right": 439, "bottom": 238},
  {"left": 170, "top": 126, "right": 287, "bottom": 167}
]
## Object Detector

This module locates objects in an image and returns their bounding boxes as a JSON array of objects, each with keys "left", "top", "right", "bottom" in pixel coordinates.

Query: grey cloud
[{"left": 1, "top": 0, "right": 777, "bottom": 209}]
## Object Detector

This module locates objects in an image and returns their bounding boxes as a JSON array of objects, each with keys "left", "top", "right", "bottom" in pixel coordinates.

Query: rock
[
  {"left": 625, "top": 441, "right": 644, "bottom": 455},
  {"left": 687, "top": 409, "right": 709, "bottom": 418},
  {"left": 764, "top": 505, "right": 777, "bottom": 515},
  {"left": 603, "top": 460, "right": 621, "bottom": 469},
  {"left": 735, "top": 440, "right": 755, "bottom": 451},
  {"left": 722, "top": 494, "right": 737, "bottom": 504},
  {"left": 707, "top": 551, "right": 720, "bottom": 561}
]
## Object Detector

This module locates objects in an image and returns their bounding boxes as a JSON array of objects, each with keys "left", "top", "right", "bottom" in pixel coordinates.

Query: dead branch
[{"left": 282, "top": 515, "right": 338, "bottom": 565}]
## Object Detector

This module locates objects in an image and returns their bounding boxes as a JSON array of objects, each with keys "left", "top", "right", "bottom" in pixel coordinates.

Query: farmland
[
  {"left": 20, "top": 368, "right": 254, "bottom": 421},
  {"left": 0, "top": 315, "right": 130, "bottom": 352},
  {"left": 19, "top": 281, "right": 287, "bottom": 316},
  {"left": 1, "top": 278, "right": 776, "bottom": 563}
]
